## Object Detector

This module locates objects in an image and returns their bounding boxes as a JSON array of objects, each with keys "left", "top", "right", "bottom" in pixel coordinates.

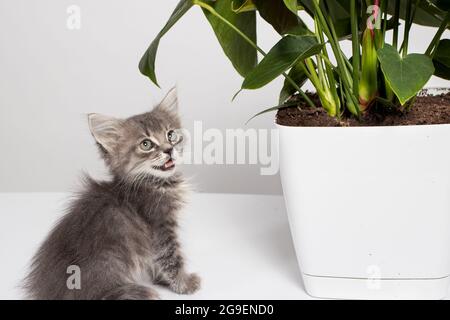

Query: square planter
[{"left": 278, "top": 123, "right": 450, "bottom": 299}]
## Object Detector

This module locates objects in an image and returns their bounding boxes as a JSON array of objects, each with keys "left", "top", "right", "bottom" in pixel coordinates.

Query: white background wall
[{"left": 0, "top": 0, "right": 448, "bottom": 194}]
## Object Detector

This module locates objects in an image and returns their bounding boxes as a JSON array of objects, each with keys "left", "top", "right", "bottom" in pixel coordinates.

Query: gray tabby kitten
[{"left": 24, "top": 88, "right": 200, "bottom": 299}]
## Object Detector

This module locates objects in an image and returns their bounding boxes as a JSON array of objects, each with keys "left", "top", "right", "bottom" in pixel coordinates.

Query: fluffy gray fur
[{"left": 23, "top": 88, "right": 200, "bottom": 299}]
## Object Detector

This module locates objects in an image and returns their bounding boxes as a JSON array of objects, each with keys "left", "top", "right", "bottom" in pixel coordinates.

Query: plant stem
[
  {"left": 400, "top": 0, "right": 421, "bottom": 56},
  {"left": 193, "top": 0, "right": 316, "bottom": 108},
  {"left": 351, "top": 0, "right": 360, "bottom": 98},
  {"left": 381, "top": 0, "right": 387, "bottom": 38},
  {"left": 314, "top": 17, "right": 327, "bottom": 88},
  {"left": 305, "top": 59, "right": 321, "bottom": 87},
  {"left": 401, "top": 0, "right": 412, "bottom": 57},
  {"left": 315, "top": 16, "right": 341, "bottom": 115},
  {"left": 393, "top": 0, "right": 400, "bottom": 49},
  {"left": 325, "top": 16, "right": 353, "bottom": 89},
  {"left": 375, "top": 96, "right": 398, "bottom": 109},
  {"left": 319, "top": 54, "right": 334, "bottom": 69},
  {"left": 425, "top": 11, "right": 450, "bottom": 57},
  {"left": 281, "top": 72, "right": 316, "bottom": 108},
  {"left": 342, "top": 50, "right": 354, "bottom": 73},
  {"left": 312, "top": 1, "right": 354, "bottom": 97}
]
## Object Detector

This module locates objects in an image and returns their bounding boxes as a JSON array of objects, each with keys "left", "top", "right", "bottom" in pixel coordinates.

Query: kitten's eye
[
  {"left": 140, "top": 139, "right": 153, "bottom": 151},
  {"left": 167, "top": 130, "right": 178, "bottom": 144}
]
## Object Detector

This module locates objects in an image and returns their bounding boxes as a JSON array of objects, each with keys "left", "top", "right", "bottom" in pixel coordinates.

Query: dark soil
[{"left": 276, "top": 91, "right": 450, "bottom": 127}]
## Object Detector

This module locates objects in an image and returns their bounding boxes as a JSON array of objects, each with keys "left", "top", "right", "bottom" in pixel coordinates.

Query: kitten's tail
[{"left": 100, "top": 284, "right": 160, "bottom": 300}]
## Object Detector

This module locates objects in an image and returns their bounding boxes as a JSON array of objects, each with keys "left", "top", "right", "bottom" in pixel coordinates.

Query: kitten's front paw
[
  {"left": 173, "top": 273, "right": 201, "bottom": 295},
  {"left": 185, "top": 273, "right": 201, "bottom": 294}
]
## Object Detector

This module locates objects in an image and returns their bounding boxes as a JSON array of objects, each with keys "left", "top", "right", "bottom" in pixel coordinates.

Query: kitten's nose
[{"left": 163, "top": 147, "right": 173, "bottom": 156}]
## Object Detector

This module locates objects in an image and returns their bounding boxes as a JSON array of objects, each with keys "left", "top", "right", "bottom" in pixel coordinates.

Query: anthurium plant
[{"left": 139, "top": 0, "right": 450, "bottom": 120}]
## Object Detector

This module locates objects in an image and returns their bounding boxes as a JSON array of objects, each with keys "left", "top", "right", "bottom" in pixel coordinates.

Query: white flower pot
[{"left": 278, "top": 123, "right": 450, "bottom": 299}]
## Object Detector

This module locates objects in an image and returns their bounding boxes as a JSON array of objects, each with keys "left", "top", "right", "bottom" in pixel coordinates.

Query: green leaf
[
  {"left": 139, "top": 0, "right": 193, "bottom": 86},
  {"left": 254, "top": 0, "right": 310, "bottom": 35},
  {"left": 434, "top": 39, "right": 450, "bottom": 67},
  {"left": 433, "top": 0, "right": 450, "bottom": 11},
  {"left": 433, "top": 39, "right": 450, "bottom": 80},
  {"left": 298, "top": 0, "right": 357, "bottom": 39},
  {"left": 283, "top": 0, "right": 299, "bottom": 15},
  {"left": 300, "top": 0, "right": 449, "bottom": 37},
  {"left": 434, "top": 61, "right": 450, "bottom": 80},
  {"left": 386, "top": 0, "right": 449, "bottom": 29},
  {"left": 231, "top": 0, "right": 256, "bottom": 13},
  {"left": 279, "top": 62, "right": 308, "bottom": 104},
  {"left": 300, "top": 0, "right": 351, "bottom": 21},
  {"left": 378, "top": 45, "right": 435, "bottom": 105},
  {"left": 203, "top": 0, "right": 257, "bottom": 77},
  {"left": 285, "top": 24, "right": 314, "bottom": 36},
  {"left": 242, "top": 35, "right": 323, "bottom": 90},
  {"left": 422, "top": 0, "right": 450, "bottom": 16}
]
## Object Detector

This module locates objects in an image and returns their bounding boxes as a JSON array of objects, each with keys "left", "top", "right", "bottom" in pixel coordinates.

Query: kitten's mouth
[{"left": 154, "top": 159, "right": 175, "bottom": 171}]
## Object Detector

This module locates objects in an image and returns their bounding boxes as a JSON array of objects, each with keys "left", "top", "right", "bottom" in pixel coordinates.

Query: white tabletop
[
  {"left": 0, "top": 192, "right": 313, "bottom": 300},
  {"left": 1, "top": 193, "right": 449, "bottom": 300}
]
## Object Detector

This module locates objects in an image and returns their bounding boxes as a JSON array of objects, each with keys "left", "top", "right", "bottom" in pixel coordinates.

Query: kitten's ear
[
  {"left": 157, "top": 87, "right": 178, "bottom": 112},
  {"left": 87, "top": 113, "right": 123, "bottom": 153}
]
